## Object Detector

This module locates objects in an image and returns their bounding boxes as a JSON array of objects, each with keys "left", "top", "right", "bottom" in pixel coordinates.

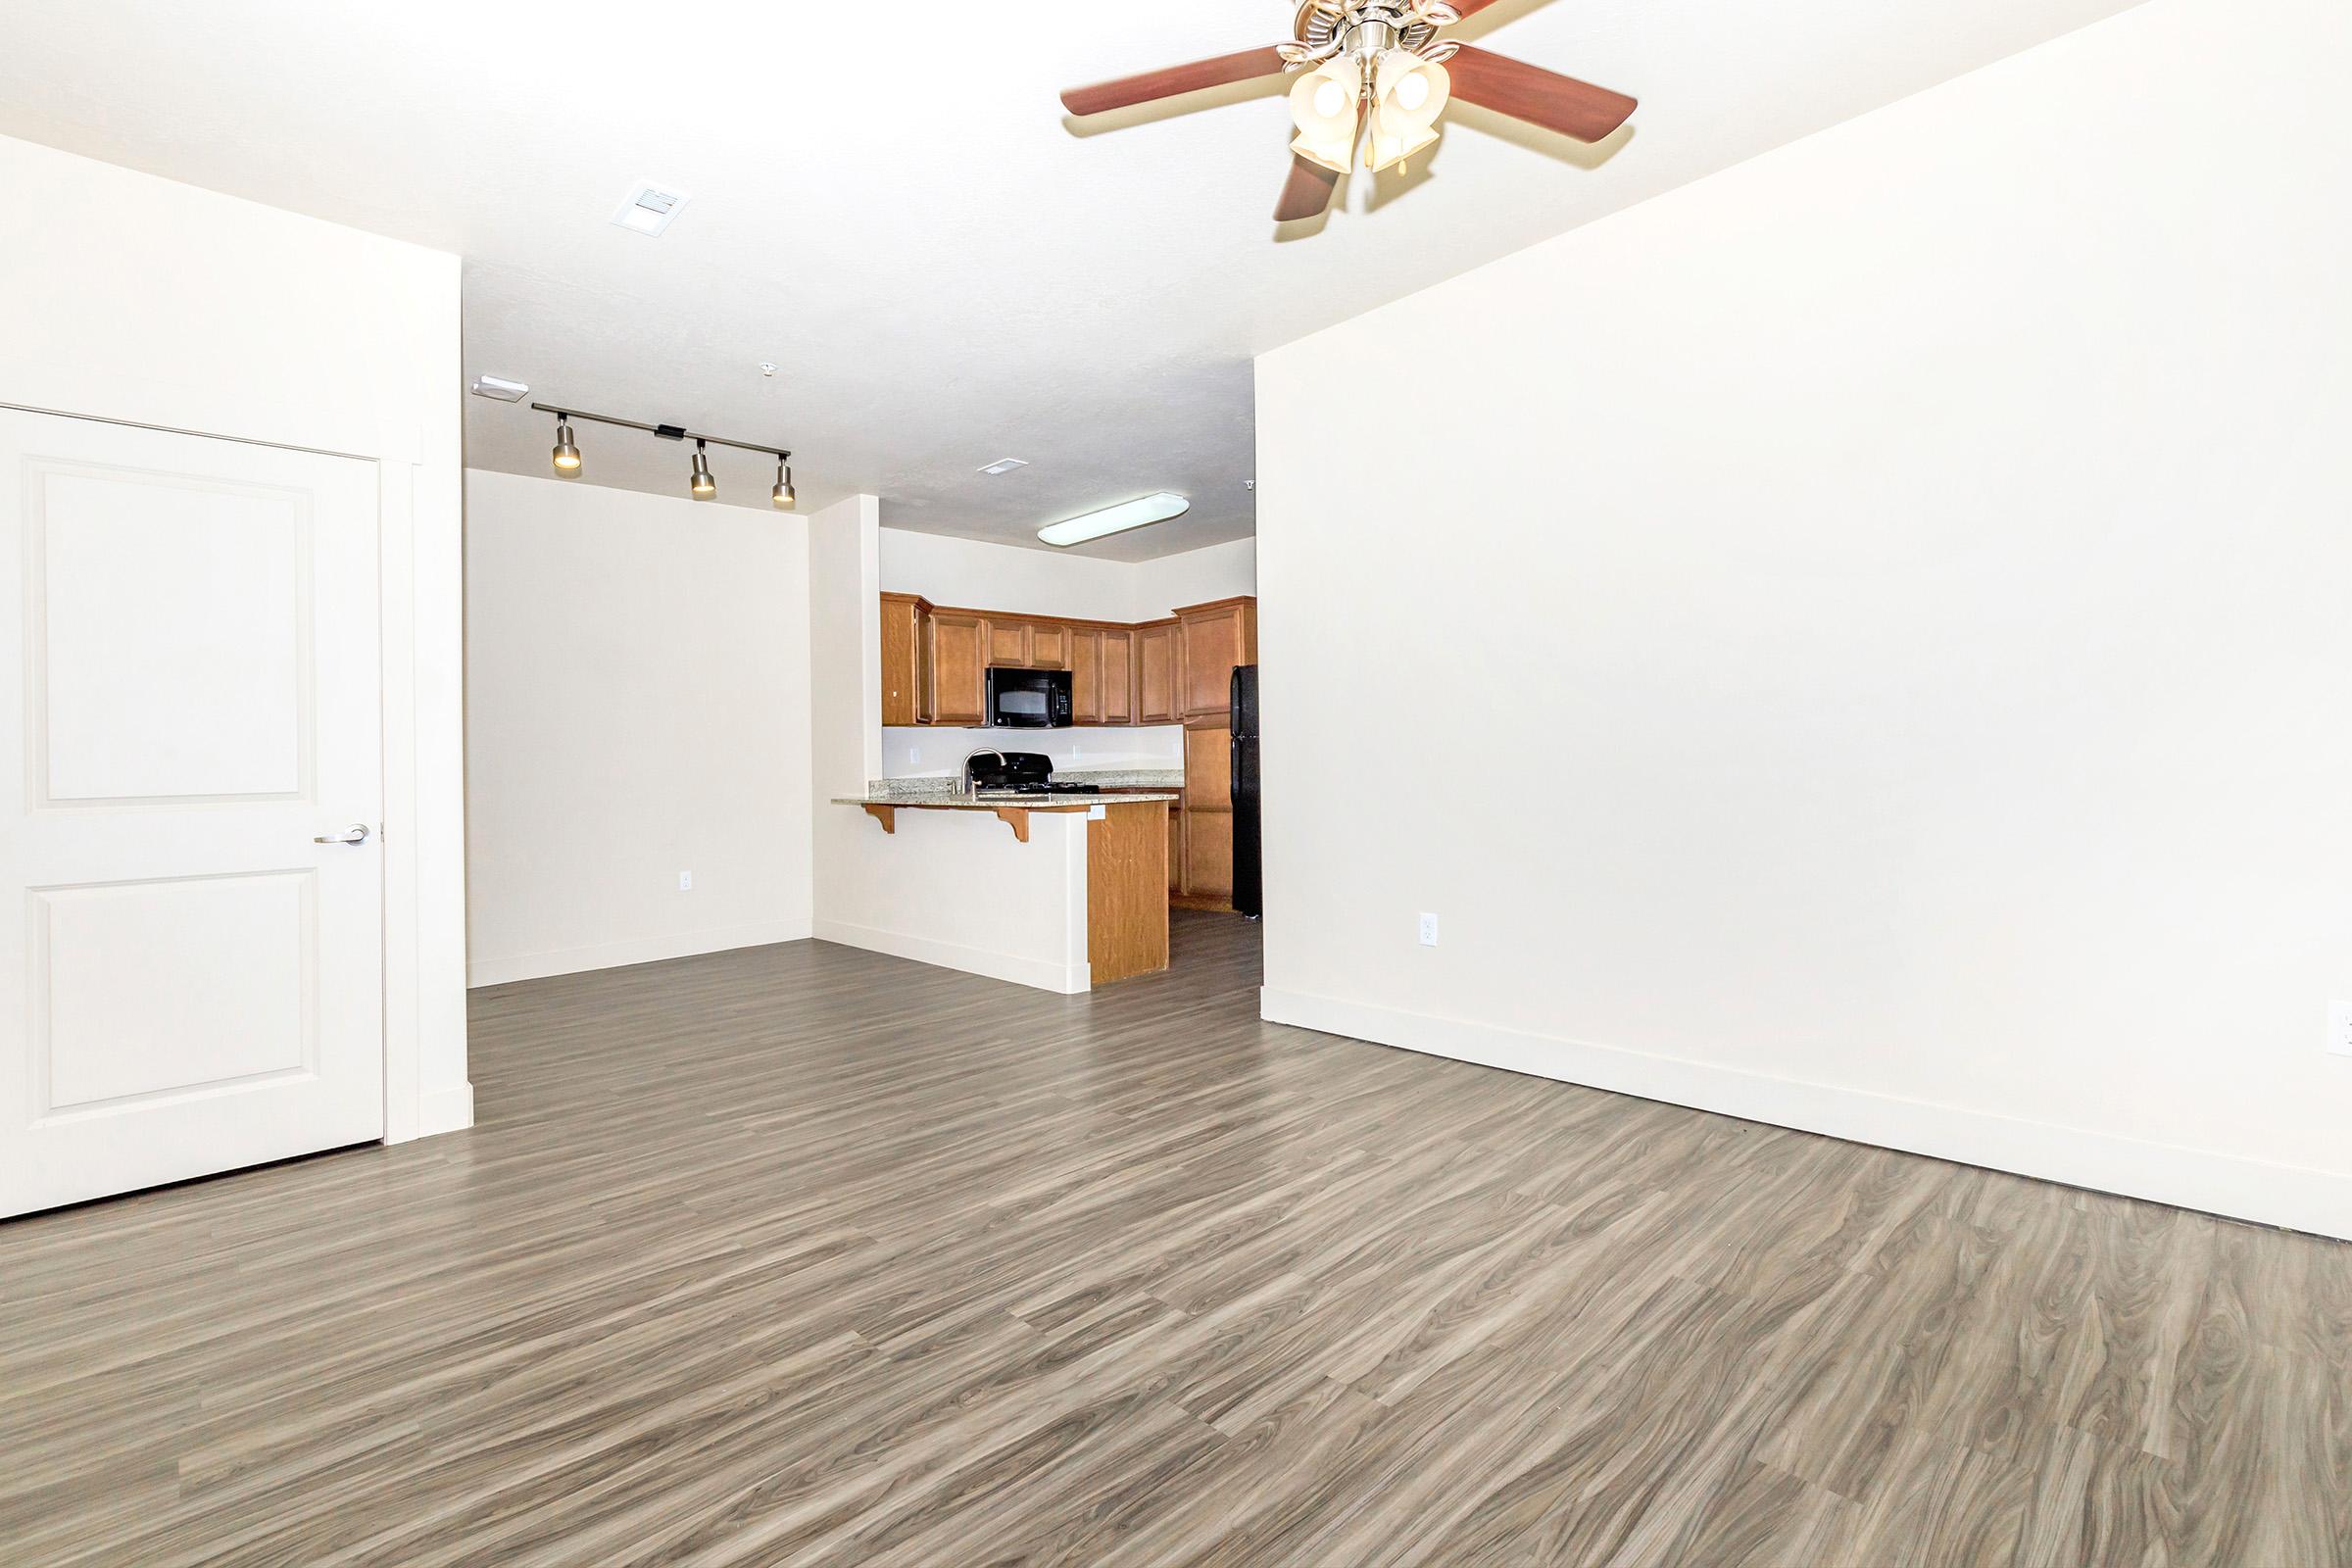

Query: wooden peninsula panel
[{"left": 1088, "top": 802, "right": 1170, "bottom": 985}]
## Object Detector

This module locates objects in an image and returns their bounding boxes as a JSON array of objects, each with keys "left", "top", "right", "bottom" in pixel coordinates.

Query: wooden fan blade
[
  {"left": 1274, "top": 155, "right": 1341, "bottom": 221},
  {"left": 1446, "top": 44, "right": 1637, "bottom": 142},
  {"left": 1061, "top": 46, "right": 1290, "bottom": 116},
  {"left": 1446, "top": 0, "right": 1510, "bottom": 15}
]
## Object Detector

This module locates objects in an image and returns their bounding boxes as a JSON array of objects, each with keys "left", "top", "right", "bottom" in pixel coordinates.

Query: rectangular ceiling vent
[
  {"left": 978, "top": 458, "right": 1029, "bottom": 476},
  {"left": 612, "top": 180, "right": 691, "bottom": 237}
]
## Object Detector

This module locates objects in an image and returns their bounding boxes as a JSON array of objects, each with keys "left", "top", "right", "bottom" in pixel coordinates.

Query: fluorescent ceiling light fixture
[
  {"left": 978, "top": 458, "right": 1029, "bottom": 476},
  {"left": 1038, "top": 492, "right": 1189, "bottom": 548},
  {"left": 612, "top": 180, "right": 691, "bottom": 237},
  {"left": 469, "top": 374, "right": 529, "bottom": 401}
]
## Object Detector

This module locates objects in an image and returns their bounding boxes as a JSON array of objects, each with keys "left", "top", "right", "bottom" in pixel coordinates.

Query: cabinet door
[
  {"left": 926, "top": 612, "right": 987, "bottom": 726},
  {"left": 1100, "top": 630, "right": 1135, "bottom": 725},
  {"left": 1184, "top": 724, "right": 1231, "bottom": 809},
  {"left": 1029, "top": 621, "right": 1071, "bottom": 670},
  {"left": 879, "top": 594, "right": 923, "bottom": 727},
  {"left": 1178, "top": 601, "right": 1254, "bottom": 719},
  {"left": 1136, "top": 623, "right": 1178, "bottom": 724},
  {"left": 1068, "top": 628, "right": 1102, "bottom": 724},
  {"left": 1183, "top": 809, "right": 1234, "bottom": 901},
  {"left": 1167, "top": 803, "right": 1184, "bottom": 896},
  {"left": 988, "top": 619, "right": 1031, "bottom": 667}
]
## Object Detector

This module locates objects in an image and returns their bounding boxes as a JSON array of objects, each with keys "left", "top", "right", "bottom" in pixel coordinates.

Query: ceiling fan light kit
[{"left": 1061, "top": 1, "right": 1638, "bottom": 220}]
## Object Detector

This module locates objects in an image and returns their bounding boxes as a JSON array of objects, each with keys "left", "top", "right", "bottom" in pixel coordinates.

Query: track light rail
[{"left": 527, "top": 403, "right": 790, "bottom": 463}]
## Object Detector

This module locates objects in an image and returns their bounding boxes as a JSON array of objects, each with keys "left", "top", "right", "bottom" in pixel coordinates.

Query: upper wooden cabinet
[
  {"left": 879, "top": 593, "right": 925, "bottom": 728},
  {"left": 1176, "top": 597, "right": 1257, "bottom": 720},
  {"left": 1099, "top": 629, "right": 1135, "bottom": 725},
  {"left": 925, "top": 611, "right": 987, "bottom": 726},
  {"left": 1028, "top": 621, "right": 1071, "bottom": 670},
  {"left": 1135, "top": 620, "right": 1179, "bottom": 725},
  {"left": 987, "top": 619, "right": 1030, "bottom": 668},
  {"left": 880, "top": 594, "right": 1250, "bottom": 730}
]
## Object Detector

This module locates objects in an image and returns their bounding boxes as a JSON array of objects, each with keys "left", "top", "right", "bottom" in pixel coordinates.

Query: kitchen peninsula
[{"left": 832, "top": 782, "right": 1179, "bottom": 987}]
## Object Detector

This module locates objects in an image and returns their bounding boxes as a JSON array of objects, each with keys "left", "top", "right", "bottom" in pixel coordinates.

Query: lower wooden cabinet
[{"left": 1168, "top": 800, "right": 1184, "bottom": 897}]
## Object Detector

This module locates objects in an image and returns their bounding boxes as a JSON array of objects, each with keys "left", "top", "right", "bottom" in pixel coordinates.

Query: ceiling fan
[{"left": 1060, "top": 1, "right": 1638, "bottom": 221}]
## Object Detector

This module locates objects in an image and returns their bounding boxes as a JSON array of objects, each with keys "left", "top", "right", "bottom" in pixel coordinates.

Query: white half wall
[
  {"left": 1255, "top": 0, "right": 2352, "bottom": 1237},
  {"left": 0, "top": 132, "right": 470, "bottom": 1140},
  {"left": 817, "top": 500, "right": 1092, "bottom": 992},
  {"left": 465, "top": 469, "right": 812, "bottom": 985}
]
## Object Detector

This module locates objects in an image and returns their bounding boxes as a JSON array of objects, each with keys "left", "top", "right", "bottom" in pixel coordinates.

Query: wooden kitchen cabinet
[
  {"left": 1183, "top": 724, "right": 1230, "bottom": 810},
  {"left": 1181, "top": 808, "right": 1234, "bottom": 903},
  {"left": 925, "top": 611, "right": 987, "bottom": 726},
  {"left": 1176, "top": 597, "right": 1257, "bottom": 720},
  {"left": 1168, "top": 802, "right": 1184, "bottom": 896},
  {"left": 1135, "top": 619, "right": 1179, "bottom": 724},
  {"left": 1068, "top": 628, "right": 1102, "bottom": 723},
  {"left": 879, "top": 593, "right": 926, "bottom": 727},
  {"left": 1028, "top": 621, "right": 1070, "bottom": 670},
  {"left": 987, "top": 618, "right": 1030, "bottom": 668},
  {"left": 1100, "top": 630, "right": 1134, "bottom": 724}
]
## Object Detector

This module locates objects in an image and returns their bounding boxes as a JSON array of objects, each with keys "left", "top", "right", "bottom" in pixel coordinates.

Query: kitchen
[{"left": 822, "top": 526, "right": 1258, "bottom": 991}]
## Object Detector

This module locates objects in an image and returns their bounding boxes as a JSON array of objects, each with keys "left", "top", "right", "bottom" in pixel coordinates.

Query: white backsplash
[{"left": 880, "top": 726, "right": 1184, "bottom": 779}]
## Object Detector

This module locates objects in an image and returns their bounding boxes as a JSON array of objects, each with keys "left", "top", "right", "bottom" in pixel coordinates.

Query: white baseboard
[
  {"left": 416, "top": 1082, "right": 474, "bottom": 1139},
  {"left": 1259, "top": 987, "right": 2352, "bottom": 1243},
  {"left": 466, "top": 919, "right": 814, "bottom": 988},
  {"left": 814, "top": 918, "right": 1090, "bottom": 996}
]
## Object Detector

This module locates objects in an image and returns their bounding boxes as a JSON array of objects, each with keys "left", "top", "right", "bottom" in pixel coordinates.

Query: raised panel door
[
  {"left": 1029, "top": 621, "right": 1071, "bottom": 670},
  {"left": 1184, "top": 724, "right": 1231, "bottom": 809},
  {"left": 1100, "top": 630, "right": 1135, "bottom": 725},
  {"left": 1068, "top": 628, "right": 1102, "bottom": 724},
  {"left": 927, "top": 612, "right": 987, "bottom": 725},
  {"left": 879, "top": 593, "right": 923, "bottom": 726},
  {"left": 1136, "top": 622, "right": 1178, "bottom": 724},
  {"left": 1183, "top": 809, "right": 1235, "bottom": 901},
  {"left": 0, "top": 409, "right": 385, "bottom": 1217},
  {"left": 988, "top": 619, "right": 1031, "bottom": 668},
  {"left": 1178, "top": 601, "right": 1253, "bottom": 719}
]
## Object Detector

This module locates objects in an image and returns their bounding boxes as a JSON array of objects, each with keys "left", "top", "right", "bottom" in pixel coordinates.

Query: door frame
[{"left": 6, "top": 400, "right": 443, "bottom": 1147}]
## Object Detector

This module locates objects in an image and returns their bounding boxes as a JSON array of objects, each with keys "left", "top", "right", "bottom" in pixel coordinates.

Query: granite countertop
[
  {"left": 833, "top": 791, "right": 1179, "bottom": 808},
  {"left": 856, "top": 768, "right": 1185, "bottom": 803}
]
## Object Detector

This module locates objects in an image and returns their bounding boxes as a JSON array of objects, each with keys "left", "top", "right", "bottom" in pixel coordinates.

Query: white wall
[
  {"left": 881, "top": 527, "right": 1255, "bottom": 624},
  {"left": 817, "top": 501, "right": 1093, "bottom": 992},
  {"left": 464, "top": 470, "right": 812, "bottom": 984},
  {"left": 1256, "top": 0, "right": 2352, "bottom": 1238},
  {"left": 0, "top": 133, "right": 470, "bottom": 1139},
  {"left": 1132, "top": 537, "right": 1256, "bottom": 621}
]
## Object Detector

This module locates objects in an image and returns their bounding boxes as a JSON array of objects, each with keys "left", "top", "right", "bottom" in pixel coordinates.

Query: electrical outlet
[
  {"left": 909, "top": 747, "right": 920, "bottom": 765},
  {"left": 678, "top": 871, "right": 693, "bottom": 892},
  {"left": 1419, "top": 913, "right": 1440, "bottom": 947},
  {"left": 2330, "top": 1000, "right": 2352, "bottom": 1058}
]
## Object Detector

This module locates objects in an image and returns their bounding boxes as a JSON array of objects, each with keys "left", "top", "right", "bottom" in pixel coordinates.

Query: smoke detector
[
  {"left": 978, "top": 458, "right": 1029, "bottom": 476},
  {"left": 469, "top": 375, "right": 529, "bottom": 402}
]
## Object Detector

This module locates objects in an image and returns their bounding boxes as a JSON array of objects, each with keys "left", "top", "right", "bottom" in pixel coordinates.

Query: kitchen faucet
[{"left": 962, "top": 748, "right": 1006, "bottom": 798}]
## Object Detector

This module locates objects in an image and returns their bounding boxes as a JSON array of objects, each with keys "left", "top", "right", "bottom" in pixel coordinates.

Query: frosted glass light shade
[{"left": 1289, "top": 60, "right": 1362, "bottom": 172}]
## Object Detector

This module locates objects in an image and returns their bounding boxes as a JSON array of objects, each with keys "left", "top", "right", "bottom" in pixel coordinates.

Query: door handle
[{"left": 314, "top": 824, "right": 371, "bottom": 846}]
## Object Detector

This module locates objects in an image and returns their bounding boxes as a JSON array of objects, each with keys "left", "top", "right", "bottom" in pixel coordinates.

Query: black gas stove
[{"left": 963, "top": 751, "right": 1096, "bottom": 796}]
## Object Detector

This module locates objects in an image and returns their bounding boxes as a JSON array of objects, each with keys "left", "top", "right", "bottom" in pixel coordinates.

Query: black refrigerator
[{"left": 1230, "top": 664, "right": 1261, "bottom": 919}]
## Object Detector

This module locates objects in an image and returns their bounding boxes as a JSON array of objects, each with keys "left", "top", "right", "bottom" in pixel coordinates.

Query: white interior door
[{"left": 0, "top": 409, "right": 384, "bottom": 1218}]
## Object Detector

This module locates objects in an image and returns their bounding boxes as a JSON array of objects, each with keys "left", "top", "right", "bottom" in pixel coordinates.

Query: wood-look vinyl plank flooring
[{"left": 3, "top": 911, "right": 2348, "bottom": 1565}]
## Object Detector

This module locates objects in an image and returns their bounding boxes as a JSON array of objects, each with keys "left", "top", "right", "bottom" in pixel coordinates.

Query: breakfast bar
[{"left": 832, "top": 790, "right": 1178, "bottom": 986}]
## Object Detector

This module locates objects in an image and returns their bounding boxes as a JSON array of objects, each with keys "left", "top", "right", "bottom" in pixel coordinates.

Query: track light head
[
  {"left": 551, "top": 416, "right": 582, "bottom": 475},
  {"left": 772, "top": 456, "right": 796, "bottom": 512},
  {"left": 690, "top": 440, "right": 716, "bottom": 501}
]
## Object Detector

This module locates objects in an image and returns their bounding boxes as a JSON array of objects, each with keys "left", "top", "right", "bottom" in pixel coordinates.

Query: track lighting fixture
[
  {"left": 551, "top": 415, "right": 581, "bottom": 475},
  {"left": 527, "top": 402, "right": 798, "bottom": 511}
]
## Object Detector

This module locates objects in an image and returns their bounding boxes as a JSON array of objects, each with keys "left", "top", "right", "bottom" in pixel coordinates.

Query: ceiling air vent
[{"left": 612, "top": 181, "right": 692, "bottom": 237}]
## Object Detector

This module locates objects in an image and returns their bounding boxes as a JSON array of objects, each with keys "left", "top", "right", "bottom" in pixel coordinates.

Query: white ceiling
[{"left": 0, "top": 0, "right": 2135, "bottom": 561}]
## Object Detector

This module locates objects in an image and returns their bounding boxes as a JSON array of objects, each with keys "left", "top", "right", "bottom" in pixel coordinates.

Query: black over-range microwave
[{"left": 985, "top": 666, "right": 1074, "bottom": 728}]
